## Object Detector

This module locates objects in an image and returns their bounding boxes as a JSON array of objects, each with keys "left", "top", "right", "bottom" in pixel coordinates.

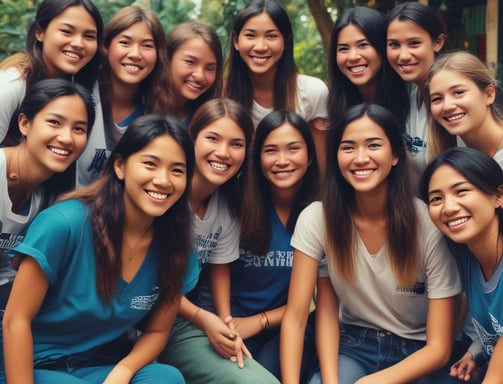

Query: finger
[{"left": 242, "top": 342, "right": 252, "bottom": 359}]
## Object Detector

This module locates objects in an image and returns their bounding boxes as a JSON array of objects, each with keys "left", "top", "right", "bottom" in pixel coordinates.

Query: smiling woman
[{"left": 1, "top": 114, "right": 197, "bottom": 384}]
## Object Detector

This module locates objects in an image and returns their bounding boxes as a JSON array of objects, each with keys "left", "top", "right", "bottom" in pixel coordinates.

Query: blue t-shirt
[
  {"left": 230, "top": 209, "right": 293, "bottom": 317},
  {"left": 452, "top": 242, "right": 503, "bottom": 357},
  {"left": 9, "top": 199, "right": 198, "bottom": 365}
]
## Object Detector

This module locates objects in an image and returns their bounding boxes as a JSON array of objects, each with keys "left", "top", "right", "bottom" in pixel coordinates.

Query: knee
[{"left": 134, "top": 363, "right": 185, "bottom": 384}]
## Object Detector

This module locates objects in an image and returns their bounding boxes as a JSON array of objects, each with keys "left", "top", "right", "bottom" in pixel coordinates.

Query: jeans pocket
[{"left": 340, "top": 325, "right": 367, "bottom": 347}]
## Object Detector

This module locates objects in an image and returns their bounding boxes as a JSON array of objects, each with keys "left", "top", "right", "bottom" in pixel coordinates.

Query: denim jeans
[{"left": 309, "top": 323, "right": 451, "bottom": 384}]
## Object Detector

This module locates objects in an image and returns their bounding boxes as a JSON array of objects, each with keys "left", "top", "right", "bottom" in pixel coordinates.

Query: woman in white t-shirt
[
  {"left": 225, "top": 0, "right": 328, "bottom": 173},
  {"left": 280, "top": 103, "right": 461, "bottom": 384}
]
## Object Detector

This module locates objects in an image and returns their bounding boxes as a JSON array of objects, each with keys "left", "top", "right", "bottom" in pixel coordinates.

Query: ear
[
  {"left": 232, "top": 31, "right": 239, "bottom": 51},
  {"left": 496, "top": 185, "right": 503, "bottom": 208},
  {"left": 484, "top": 83, "right": 496, "bottom": 106},
  {"left": 392, "top": 154, "right": 399, "bottom": 166},
  {"left": 114, "top": 156, "right": 125, "bottom": 180},
  {"left": 35, "top": 27, "right": 44, "bottom": 43},
  {"left": 433, "top": 33, "right": 446, "bottom": 53},
  {"left": 18, "top": 113, "right": 30, "bottom": 137}
]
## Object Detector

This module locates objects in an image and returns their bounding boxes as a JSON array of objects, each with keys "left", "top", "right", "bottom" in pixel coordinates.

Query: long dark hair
[
  {"left": 99, "top": 6, "right": 168, "bottom": 119},
  {"left": 328, "top": 7, "right": 408, "bottom": 129},
  {"left": 25, "top": 0, "right": 103, "bottom": 91},
  {"left": 188, "top": 98, "right": 253, "bottom": 218},
  {"left": 419, "top": 147, "right": 503, "bottom": 235},
  {"left": 62, "top": 115, "right": 195, "bottom": 304},
  {"left": 240, "top": 110, "right": 319, "bottom": 255},
  {"left": 225, "top": 0, "right": 297, "bottom": 111},
  {"left": 17, "top": 78, "right": 95, "bottom": 208},
  {"left": 324, "top": 103, "right": 416, "bottom": 285}
]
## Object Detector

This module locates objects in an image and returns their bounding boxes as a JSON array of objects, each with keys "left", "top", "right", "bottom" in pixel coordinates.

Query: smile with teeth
[
  {"left": 63, "top": 51, "right": 81, "bottom": 60},
  {"left": 446, "top": 217, "right": 469, "bottom": 227},
  {"left": 273, "top": 169, "right": 294, "bottom": 175},
  {"left": 186, "top": 80, "right": 203, "bottom": 90},
  {"left": 445, "top": 113, "right": 465, "bottom": 122},
  {"left": 49, "top": 146, "right": 70, "bottom": 156},
  {"left": 146, "top": 190, "right": 168, "bottom": 200},
  {"left": 352, "top": 169, "right": 374, "bottom": 176},
  {"left": 123, "top": 64, "right": 142, "bottom": 72},
  {"left": 399, "top": 63, "right": 417, "bottom": 71},
  {"left": 210, "top": 161, "right": 229, "bottom": 171},
  {"left": 349, "top": 65, "right": 367, "bottom": 73},
  {"left": 251, "top": 56, "right": 269, "bottom": 63}
]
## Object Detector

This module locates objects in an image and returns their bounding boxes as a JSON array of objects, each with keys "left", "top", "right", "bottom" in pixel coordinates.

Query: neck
[
  {"left": 5, "top": 146, "right": 53, "bottom": 210},
  {"left": 190, "top": 174, "right": 218, "bottom": 219},
  {"left": 353, "top": 184, "right": 388, "bottom": 221},
  {"left": 467, "top": 220, "right": 502, "bottom": 280},
  {"left": 271, "top": 187, "right": 296, "bottom": 226},
  {"left": 111, "top": 81, "right": 140, "bottom": 122},
  {"left": 358, "top": 81, "right": 378, "bottom": 103},
  {"left": 462, "top": 118, "right": 503, "bottom": 157}
]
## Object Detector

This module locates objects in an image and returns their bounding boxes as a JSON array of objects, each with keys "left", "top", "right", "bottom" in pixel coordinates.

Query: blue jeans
[
  {"left": 0, "top": 362, "right": 184, "bottom": 384},
  {"left": 309, "top": 324, "right": 451, "bottom": 384}
]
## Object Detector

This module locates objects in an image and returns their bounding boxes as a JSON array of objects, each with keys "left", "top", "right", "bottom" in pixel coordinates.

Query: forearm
[
  {"left": 482, "top": 336, "right": 503, "bottom": 384},
  {"left": 2, "top": 318, "right": 34, "bottom": 384},
  {"left": 210, "top": 263, "right": 231, "bottom": 319},
  {"left": 280, "top": 309, "right": 309, "bottom": 384}
]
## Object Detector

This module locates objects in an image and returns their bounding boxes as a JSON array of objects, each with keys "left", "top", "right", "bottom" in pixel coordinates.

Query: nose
[
  {"left": 442, "top": 195, "right": 459, "bottom": 215},
  {"left": 191, "top": 66, "right": 204, "bottom": 80},
  {"left": 57, "top": 127, "right": 73, "bottom": 144},
  {"left": 275, "top": 150, "right": 289, "bottom": 166},
  {"left": 253, "top": 37, "right": 267, "bottom": 51},
  {"left": 153, "top": 169, "right": 172, "bottom": 188},
  {"left": 354, "top": 147, "right": 369, "bottom": 163},
  {"left": 215, "top": 142, "right": 230, "bottom": 158},
  {"left": 70, "top": 35, "right": 85, "bottom": 49},
  {"left": 127, "top": 44, "right": 141, "bottom": 59},
  {"left": 348, "top": 47, "right": 359, "bottom": 61},
  {"left": 441, "top": 96, "right": 456, "bottom": 112}
]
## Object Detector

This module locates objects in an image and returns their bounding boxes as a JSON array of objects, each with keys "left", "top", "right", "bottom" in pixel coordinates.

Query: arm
[
  {"left": 309, "top": 117, "right": 328, "bottom": 178},
  {"left": 2, "top": 257, "right": 49, "bottom": 384},
  {"left": 232, "top": 305, "right": 286, "bottom": 340},
  {"left": 356, "top": 296, "right": 457, "bottom": 384},
  {"left": 178, "top": 296, "right": 251, "bottom": 366},
  {"left": 316, "top": 277, "right": 340, "bottom": 384},
  {"left": 280, "top": 250, "right": 319, "bottom": 384},
  {"left": 482, "top": 336, "right": 503, "bottom": 384},
  {"left": 104, "top": 296, "right": 181, "bottom": 383},
  {"left": 210, "top": 263, "right": 231, "bottom": 320}
]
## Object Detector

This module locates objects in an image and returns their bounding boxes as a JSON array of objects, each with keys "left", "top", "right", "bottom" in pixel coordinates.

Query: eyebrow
[
  {"left": 46, "top": 112, "right": 87, "bottom": 125},
  {"left": 119, "top": 33, "right": 154, "bottom": 42},
  {"left": 428, "top": 180, "right": 469, "bottom": 195},
  {"left": 338, "top": 38, "right": 368, "bottom": 45},
  {"left": 340, "top": 137, "right": 384, "bottom": 144},
  {"left": 140, "top": 153, "right": 187, "bottom": 167},
  {"left": 58, "top": 22, "right": 97, "bottom": 34}
]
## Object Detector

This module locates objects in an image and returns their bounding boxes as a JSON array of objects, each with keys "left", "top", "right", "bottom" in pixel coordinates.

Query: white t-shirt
[
  {"left": 0, "top": 149, "right": 43, "bottom": 286},
  {"left": 405, "top": 84, "right": 428, "bottom": 179},
  {"left": 291, "top": 199, "right": 461, "bottom": 341},
  {"left": 0, "top": 67, "right": 26, "bottom": 142},
  {"left": 250, "top": 74, "right": 328, "bottom": 129}
]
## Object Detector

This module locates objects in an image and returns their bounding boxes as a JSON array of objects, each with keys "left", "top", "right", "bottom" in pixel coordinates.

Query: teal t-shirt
[{"left": 10, "top": 199, "right": 198, "bottom": 365}]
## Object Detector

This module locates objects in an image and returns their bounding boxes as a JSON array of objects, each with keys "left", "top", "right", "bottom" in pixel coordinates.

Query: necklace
[{"left": 122, "top": 226, "right": 152, "bottom": 262}]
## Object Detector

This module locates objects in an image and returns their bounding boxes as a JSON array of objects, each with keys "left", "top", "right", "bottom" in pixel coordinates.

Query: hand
[
  {"left": 102, "top": 363, "right": 134, "bottom": 384},
  {"left": 450, "top": 352, "right": 480, "bottom": 382},
  {"left": 231, "top": 315, "right": 262, "bottom": 340},
  {"left": 200, "top": 311, "right": 251, "bottom": 366}
]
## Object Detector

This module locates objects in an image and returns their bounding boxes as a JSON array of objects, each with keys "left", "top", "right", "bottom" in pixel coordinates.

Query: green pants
[{"left": 159, "top": 318, "right": 280, "bottom": 384}]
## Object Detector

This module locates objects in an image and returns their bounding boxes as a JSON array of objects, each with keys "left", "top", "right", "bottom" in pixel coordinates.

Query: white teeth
[
  {"left": 353, "top": 169, "right": 374, "bottom": 176},
  {"left": 446, "top": 217, "right": 468, "bottom": 227},
  {"left": 252, "top": 56, "right": 268, "bottom": 63},
  {"left": 124, "top": 64, "right": 141, "bottom": 71},
  {"left": 64, "top": 51, "right": 80, "bottom": 59},
  {"left": 210, "top": 161, "right": 228, "bottom": 171},
  {"left": 49, "top": 147, "right": 70, "bottom": 156},
  {"left": 399, "top": 64, "right": 416, "bottom": 70},
  {"left": 147, "top": 191, "right": 168, "bottom": 200},
  {"left": 349, "top": 65, "right": 366, "bottom": 73},
  {"left": 446, "top": 113, "right": 465, "bottom": 121}
]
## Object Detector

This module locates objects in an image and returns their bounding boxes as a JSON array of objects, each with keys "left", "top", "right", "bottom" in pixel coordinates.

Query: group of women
[{"left": 0, "top": 0, "right": 501, "bottom": 383}]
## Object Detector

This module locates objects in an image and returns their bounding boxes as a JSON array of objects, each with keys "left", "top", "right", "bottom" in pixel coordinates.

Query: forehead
[
  {"left": 387, "top": 19, "right": 431, "bottom": 40},
  {"left": 430, "top": 69, "right": 475, "bottom": 89},
  {"left": 264, "top": 123, "right": 304, "bottom": 144},
  {"left": 338, "top": 24, "right": 367, "bottom": 42},
  {"left": 242, "top": 12, "right": 279, "bottom": 31},
  {"left": 341, "top": 116, "right": 387, "bottom": 138},
  {"left": 198, "top": 116, "right": 245, "bottom": 139}
]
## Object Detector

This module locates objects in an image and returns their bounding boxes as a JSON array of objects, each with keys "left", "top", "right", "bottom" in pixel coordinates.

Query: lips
[
  {"left": 146, "top": 190, "right": 168, "bottom": 200},
  {"left": 348, "top": 65, "right": 367, "bottom": 73},
  {"left": 48, "top": 146, "right": 71, "bottom": 156},
  {"left": 445, "top": 217, "right": 469, "bottom": 227},
  {"left": 352, "top": 169, "right": 374, "bottom": 176},
  {"left": 444, "top": 113, "right": 466, "bottom": 122},
  {"left": 209, "top": 161, "right": 229, "bottom": 171},
  {"left": 123, "top": 63, "right": 143, "bottom": 72},
  {"left": 251, "top": 56, "right": 269, "bottom": 64},
  {"left": 398, "top": 63, "right": 418, "bottom": 72},
  {"left": 63, "top": 50, "right": 82, "bottom": 61}
]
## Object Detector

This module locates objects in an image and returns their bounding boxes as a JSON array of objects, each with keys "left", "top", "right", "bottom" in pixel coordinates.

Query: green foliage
[{"left": 0, "top": 0, "right": 36, "bottom": 59}]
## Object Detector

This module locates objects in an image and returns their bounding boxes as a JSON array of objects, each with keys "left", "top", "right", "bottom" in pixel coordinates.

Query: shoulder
[{"left": 297, "top": 74, "right": 328, "bottom": 93}]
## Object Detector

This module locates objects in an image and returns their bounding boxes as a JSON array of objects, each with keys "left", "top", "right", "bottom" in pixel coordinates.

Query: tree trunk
[{"left": 306, "top": 0, "right": 336, "bottom": 55}]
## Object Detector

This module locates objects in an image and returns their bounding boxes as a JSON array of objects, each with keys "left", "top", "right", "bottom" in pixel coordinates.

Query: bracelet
[
  {"left": 260, "top": 311, "right": 270, "bottom": 330},
  {"left": 189, "top": 307, "right": 201, "bottom": 324}
]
